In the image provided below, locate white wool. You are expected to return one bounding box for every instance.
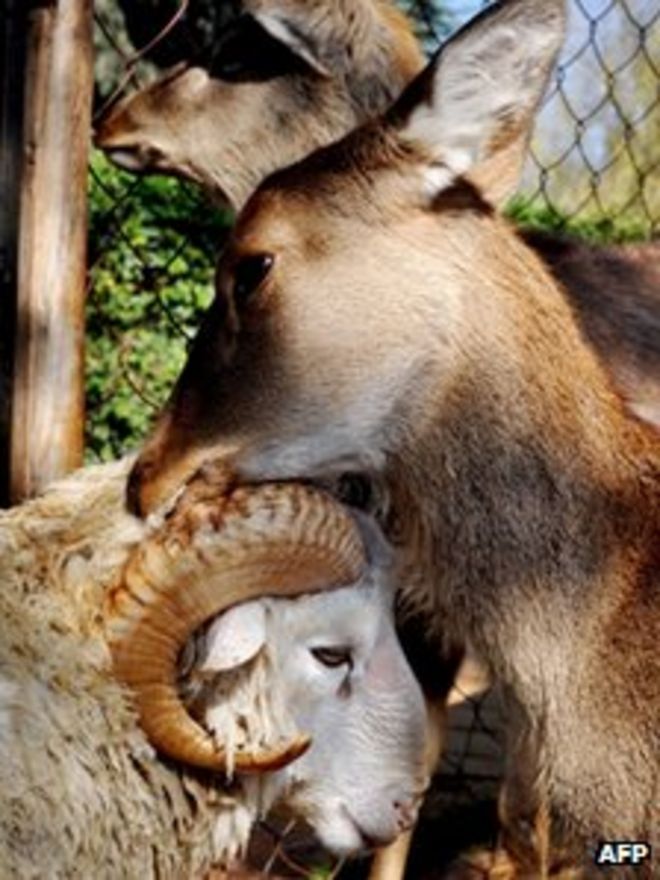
[0,459,302,877]
[186,647,299,780]
[210,776,282,864]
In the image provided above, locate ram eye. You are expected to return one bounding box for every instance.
[233,253,274,306]
[310,646,353,669]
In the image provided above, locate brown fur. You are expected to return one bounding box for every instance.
[128,1,660,871]
[522,231,660,424]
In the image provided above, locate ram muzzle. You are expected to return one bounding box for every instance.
[106,470,366,773]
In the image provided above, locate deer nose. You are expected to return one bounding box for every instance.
[126,455,153,518]
[125,442,192,518]
[125,406,203,518]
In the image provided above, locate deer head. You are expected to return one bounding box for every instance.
[128,0,568,528]
[95,0,660,432]
[94,0,422,208]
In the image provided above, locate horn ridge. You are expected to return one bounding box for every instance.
[106,479,366,772]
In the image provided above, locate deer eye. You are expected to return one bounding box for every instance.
[310,646,353,670]
[233,253,274,307]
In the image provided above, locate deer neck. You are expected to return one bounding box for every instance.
[386,254,660,687]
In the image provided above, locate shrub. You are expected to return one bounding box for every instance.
[86,152,231,461]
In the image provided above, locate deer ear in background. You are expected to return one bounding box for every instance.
[251,10,331,76]
[390,0,566,206]
[209,11,330,82]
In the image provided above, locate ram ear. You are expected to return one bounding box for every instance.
[391,0,565,206]
[199,601,267,672]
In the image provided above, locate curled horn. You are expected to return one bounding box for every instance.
[106,476,366,773]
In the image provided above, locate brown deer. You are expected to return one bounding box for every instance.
[125,0,659,873]
[94,0,660,428]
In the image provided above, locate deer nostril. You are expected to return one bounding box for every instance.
[126,466,143,517]
[126,457,156,518]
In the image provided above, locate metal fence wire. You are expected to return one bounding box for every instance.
[87,1,658,873]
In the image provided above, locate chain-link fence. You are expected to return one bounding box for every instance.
[84,6,659,871]
[410,0,660,228]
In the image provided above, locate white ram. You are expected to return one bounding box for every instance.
[0,459,428,878]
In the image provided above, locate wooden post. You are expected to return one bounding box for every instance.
[0,0,28,507]
[9,0,93,503]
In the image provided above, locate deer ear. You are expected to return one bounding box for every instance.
[199,601,267,673]
[251,10,331,76]
[391,0,565,206]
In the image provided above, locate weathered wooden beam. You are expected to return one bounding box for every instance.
[10,0,94,502]
[0,0,28,507]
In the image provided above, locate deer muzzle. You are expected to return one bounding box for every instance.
[125,400,218,518]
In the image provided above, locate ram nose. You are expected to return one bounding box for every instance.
[393,796,421,833]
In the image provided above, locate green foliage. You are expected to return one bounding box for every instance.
[507,197,651,244]
[307,868,334,879]
[86,151,232,461]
